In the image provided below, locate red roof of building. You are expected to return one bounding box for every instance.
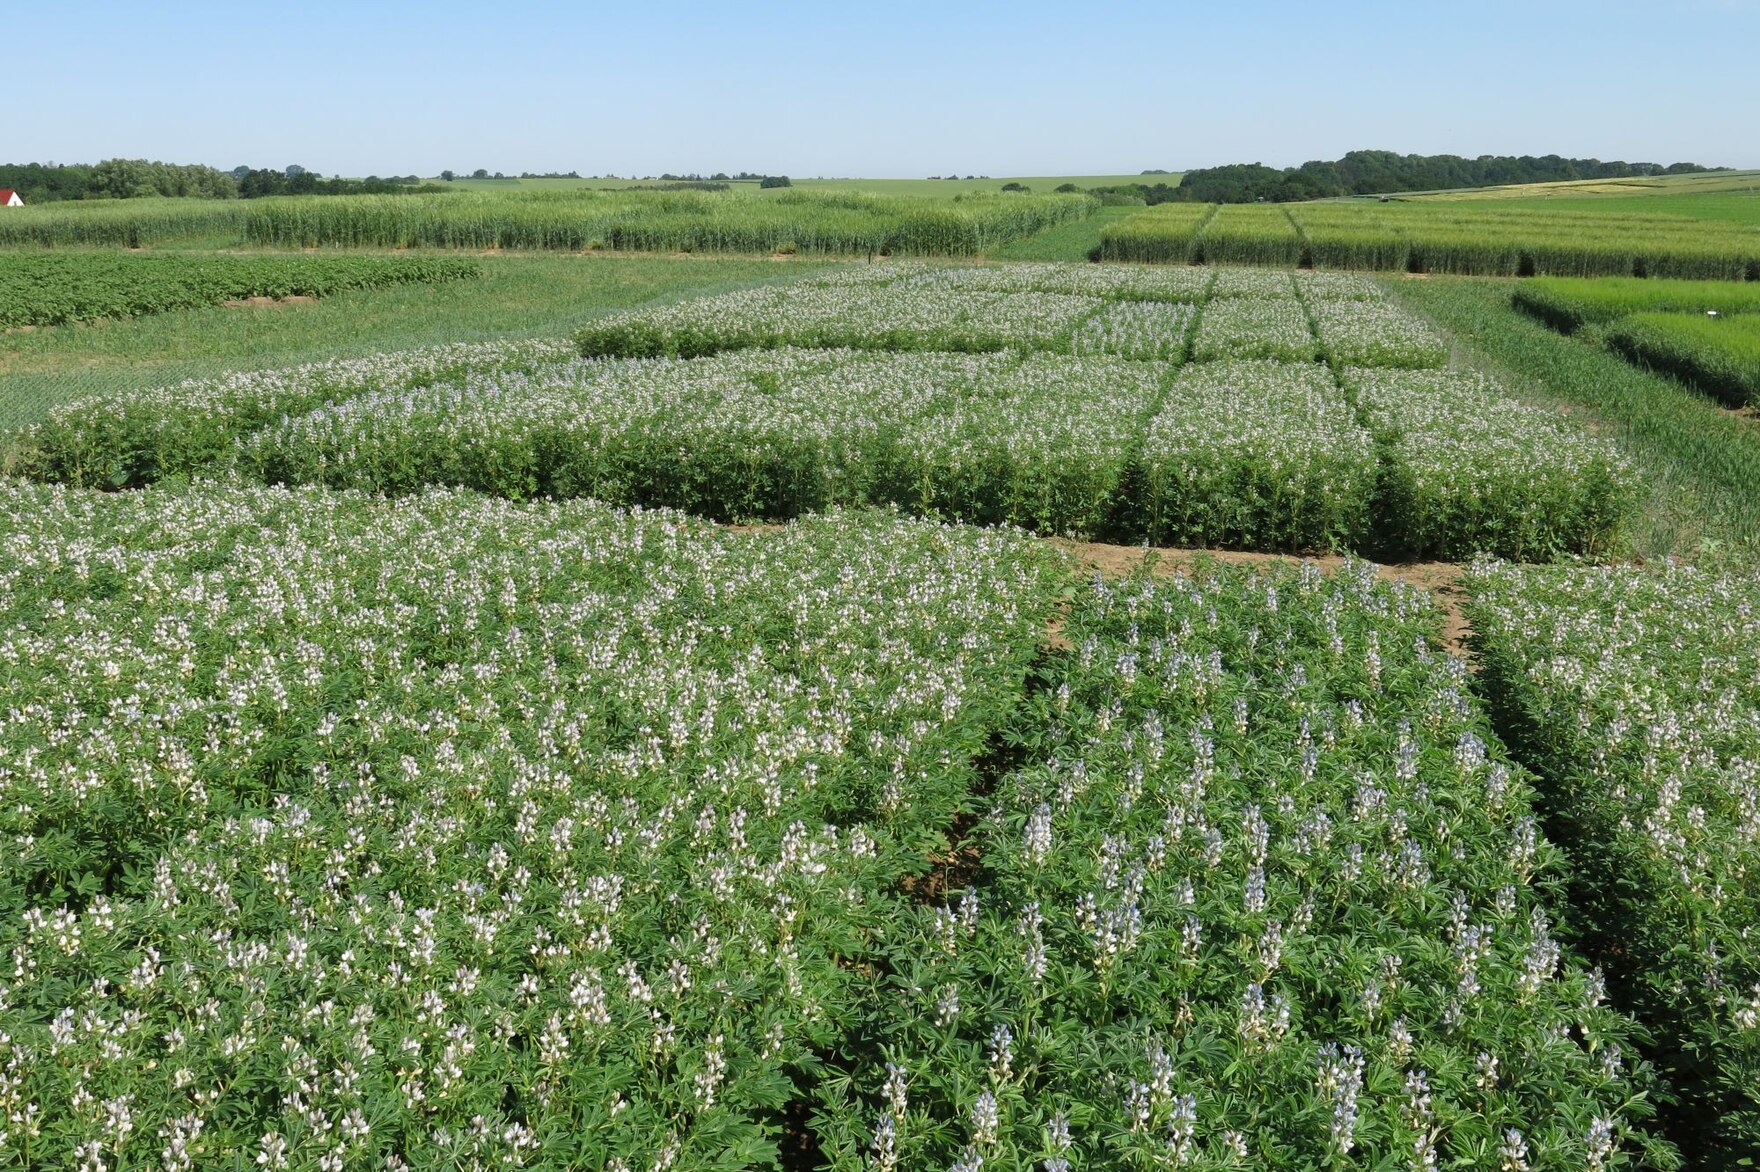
[0,190,16,203]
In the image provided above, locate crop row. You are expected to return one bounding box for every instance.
[1468,560,1760,1161]
[1100,202,1760,280]
[0,251,480,328]
[17,338,579,489]
[0,480,1683,1169]
[14,333,1634,558]
[812,560,1675,1170]
[0,189,1096,257]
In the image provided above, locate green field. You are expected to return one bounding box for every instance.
[0,188,1097,257]
[1102,196,1760,278]
[1512,275,1760,332]
[1400,167,1760,201]
[6,211,1760,1167]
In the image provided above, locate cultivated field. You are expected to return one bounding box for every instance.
[1101,201,1760,279]
[2,198,1759,1168]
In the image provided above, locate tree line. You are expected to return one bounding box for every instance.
[0,160,448,202]
[1083,150,1727,205]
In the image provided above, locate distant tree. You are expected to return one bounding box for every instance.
[1054,182,1080,193]
[441,170,455,182]
[472,168,489,180]
[759,175,791,188]
[230,165,252,181]
[87,158,237,200]
[1000,182,1030,192]
[711,172,729,181]
[285,164,307,179]
[493,171,505,179]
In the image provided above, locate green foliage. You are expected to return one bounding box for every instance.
[820,562,1675,1171]
[0,189,1095,256]
[1387,276,1760,560]
[1512,277,1760,334]
[1173,149,1723,203]
[239,188,1094,255]
[0,252,479,328]
[1469,560,1760,1164]
[82,157,239,200]
[0,483,1066,1170]
[1345,369,1639,560]
[1605,312,1760,407]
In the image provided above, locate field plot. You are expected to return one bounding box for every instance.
[0,252,479,328]
[0,189,1096,257]
[1509,276,1760,409]
[1605,313,1760,408]
[1346,370,1637,560]
[20,339,579,488]
[1100,199,1760,279]
[1133,360,1373,549]
[1469,560,1760,1162]
[1512,276,1760,333]
[0,483,1065,1171]
[818,562,1672,1171]
[11,262,1634,559]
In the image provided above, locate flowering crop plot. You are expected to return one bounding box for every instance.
[1345,369,1638,560]
[817,563,1672,1171]
[892,262,1216,303]
[18,339,578,490]
[888,355,1168,535]
[1311,300,1450,369]
[0,481,1066,1171]
[1207,268,1299,300]
[1068,301,1196,361]
[1293,270,1385,302]
[1468,560,1760,1162]
[10,261,1644,559]
[1190,298,1319,363]
[574,286,1103,360]
[1132,361,1375,550]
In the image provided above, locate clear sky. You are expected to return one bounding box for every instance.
[5,0,1756,179]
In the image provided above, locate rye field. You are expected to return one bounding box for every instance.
[3,186,1760,1170]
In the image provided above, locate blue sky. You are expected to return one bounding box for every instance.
[5,0,1756,178]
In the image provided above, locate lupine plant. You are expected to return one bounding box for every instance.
[16,339,579,489]
[816,561,1675,1170]
[1467,559,1760,1163]
[1132,360,1376,550]
[0,481,1067,1170]
[1344,369,1638,560]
